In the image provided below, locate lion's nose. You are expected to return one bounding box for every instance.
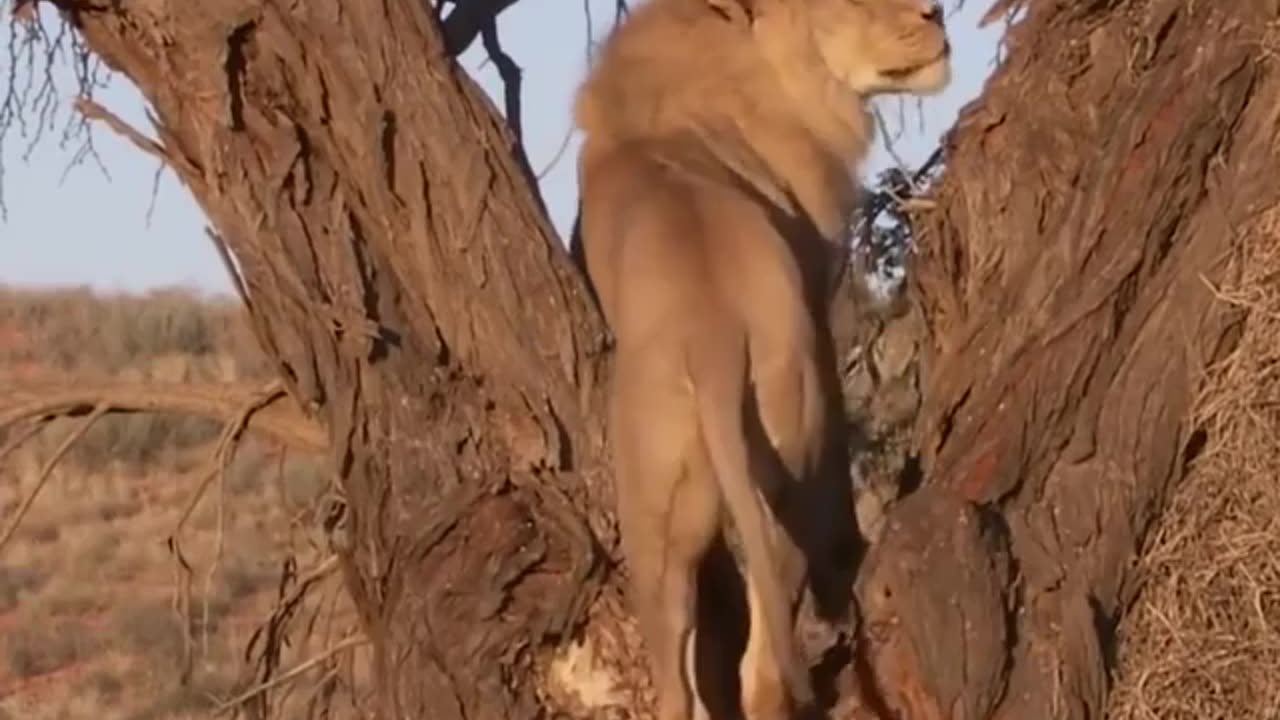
[919,2,943,24]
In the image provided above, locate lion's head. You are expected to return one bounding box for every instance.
[810,0,951,95]
[575,0,953,233]
[734,0,952,97]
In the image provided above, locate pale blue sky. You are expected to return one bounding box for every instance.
[0,1,1002,296]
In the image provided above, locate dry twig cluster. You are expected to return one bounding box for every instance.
[0,373,365,716]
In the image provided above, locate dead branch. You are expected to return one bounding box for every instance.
[862,146,944,229]
[0,380,327,453]
[74,95,166,163]
[218,634,368,715]
[0,403,108,553]
[206,227,252,309]
[160,383,291,670]
[441,0,520,56]
[0,377,327,680]
[0,421,42,470]
[981,0,1026,27]
[480,20,524,149]
[1,4,112,218]
[237,555,346,719]
[476,14,548,217]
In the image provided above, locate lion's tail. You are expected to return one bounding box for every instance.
[686,324,814,708]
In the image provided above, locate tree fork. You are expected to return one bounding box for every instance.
[20,0,1280,718]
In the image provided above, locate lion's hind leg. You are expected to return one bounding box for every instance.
[613,367,721,720]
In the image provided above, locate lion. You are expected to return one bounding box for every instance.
[572,1,951,718]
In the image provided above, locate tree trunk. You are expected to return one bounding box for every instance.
[35,0,1280,718]
[855,1,1280,718]
[50,1,617,717]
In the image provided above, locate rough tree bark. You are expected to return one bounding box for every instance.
[23,0,1280,718]
[41,1,616,717]
[855,1,1280,718]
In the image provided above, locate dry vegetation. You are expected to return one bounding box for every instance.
[0,286,366,719]
[1107,212,1280,719]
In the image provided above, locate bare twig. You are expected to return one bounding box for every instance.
[480,20,523,148]
[218,634,368,714]
[981,0,1026,27]
[858,145,946,232]
[207,227,252,308]
[839,144,945,277]
[534,0,598,182]
[74,95,170,168]
[477,17,549,216]
[872,104,914,173]
[1,7,110,190]
[281,555,342,612]
[0,404,108,554]
[0,378,327,667]
[160,383,287,664]
[74,94,204,185]
[536,125,577,181]
[0,421,43,470]
[237,555,347,718]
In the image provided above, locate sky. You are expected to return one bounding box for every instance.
[0,1,1004,296]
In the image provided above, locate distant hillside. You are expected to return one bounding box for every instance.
[0,285,271,381]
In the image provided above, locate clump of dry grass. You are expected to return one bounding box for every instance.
[67,413,223,470]
[0,565,47,613]
[1107,212,1280,719]
[113,601,189,669]
[4,611,98,679]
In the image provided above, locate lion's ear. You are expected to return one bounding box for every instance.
[706,0,757,25]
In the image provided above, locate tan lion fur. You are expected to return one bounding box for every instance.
[573,1,951,718]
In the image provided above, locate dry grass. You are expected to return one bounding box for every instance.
[5,611,99,679]
[1107,212,1280,719]
[0,285,365,719]
[0,437,348,718]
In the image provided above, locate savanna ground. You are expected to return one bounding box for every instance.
[0,287,368,719]
[1,201,1277,718]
